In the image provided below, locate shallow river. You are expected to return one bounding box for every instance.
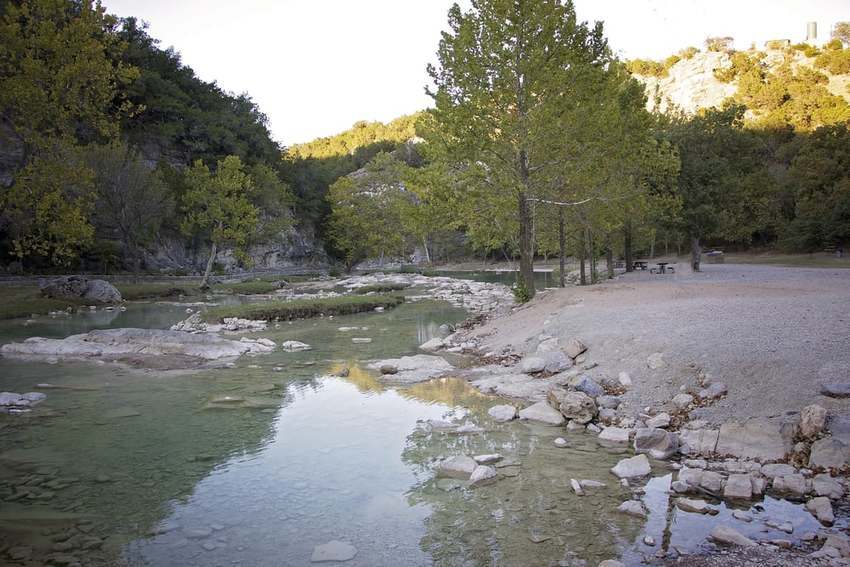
[0,294,825,566]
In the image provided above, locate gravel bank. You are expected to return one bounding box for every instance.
[470,263,850,424]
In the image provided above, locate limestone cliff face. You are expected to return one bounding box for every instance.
[633,49,850,114]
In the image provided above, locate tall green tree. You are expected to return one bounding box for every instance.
[426,0,610,297]
[181,155,259,288]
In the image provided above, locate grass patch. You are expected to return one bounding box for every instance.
[203,294,405,322]
[117,282,197,300]
[353,283,409,294]
[0,287,89,320]
[214,280,281,295]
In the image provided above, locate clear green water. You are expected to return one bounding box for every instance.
[0,297,826,566]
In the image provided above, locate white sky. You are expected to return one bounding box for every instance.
[103,1,849,146]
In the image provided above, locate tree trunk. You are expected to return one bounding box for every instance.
[422,237,431,264]
[579,230,587,286]
[606,235,614,279]
[624,220,634,272]
[558,209,566,288]
[691,236,702,272]
[200,241,217,290]
[649,230,656,259]
[518,193,535,297]
[588,228,597,284]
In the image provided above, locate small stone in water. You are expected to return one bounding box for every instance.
[732,510,753,522]
[643,536,655,546]
[553,437,568,448]
[311,540,358,562]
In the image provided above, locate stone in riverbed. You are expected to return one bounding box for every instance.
[645,413,671,429]
[611,454,651,479]
[564,338,587,359]
[806,496,834,525]
[488,404,517,422]
[820,383,850,398]
[698,470,723,493]
[280,340,311,352]
[676,498,715,514]
[671,393,694,409]
[379,364,398,375]
[760,463,795,478]
[698,382,728,400]
[618,372,632,388]
[435,456,477,479]
[541,350,572,374]
[598,427,631,445]
[715,418,793,462]
[469,465,497,486]
[558,391,597,424]
[646,352,665,370]
[520,356,546,374]
[473,454,502,464]
[813,474,844,499]
[809,436,850,470]
[519,402,565,425]
[617,500,647,518]
[772,474,807,497]
[800,404,827,439]
[419,337,445,352]
[367,355,453,383]
[311,540,358,562]
[678,429,719,457]
[633,428,679,460]
[710,525,756,547]
[573,375,605,398]
[596,395,621,410]
[554,437,568,448]
[724,474,753,500]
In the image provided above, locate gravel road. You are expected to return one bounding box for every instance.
[472,263,850,424]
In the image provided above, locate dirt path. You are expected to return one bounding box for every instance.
[470,262,850,424]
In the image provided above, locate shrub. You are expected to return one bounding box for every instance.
[353,283,409,294]
[793,42,822,58]
[679,46,699,60]
[626,58,667,77]
[202,294,405,322]
[511,279,530,304]
[706,36,734,52]
[815,48,850,75]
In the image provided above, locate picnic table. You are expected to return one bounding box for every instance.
[633,261,648,270]
[650,262,675,274]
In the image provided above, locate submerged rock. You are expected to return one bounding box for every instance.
[634,428,679,460]
[435,456,477,479]
[710,525,756,547]
[367,355,453,383]
[487,404,517,422]
[311,540,357,563]
[280,340,312,352]
[617,500,647,518]
[469,465,497,486]
[0,328,275,368]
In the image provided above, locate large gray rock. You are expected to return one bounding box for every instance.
[435,456,477,479]
[519,402,565,425]
[611,454,651,479]
[39,276,122,304]
[634,428,679,460]
[0,328,274,367]
[772,474,807,497]
[820,384,850,398]
[715,418,793,462]
[698,382,728,400]
[724,474,753,500]
[617,500,647,518]
[596,395,621,409]
[598,427,631,445]
[558,391,597,424]
[809,436,850,470]
[541,350,572,374]
[813,474,844,499]
[469,465,497,486]
[679,429,719,457]
[367,355,453,383]
[520,356,546,374]
[563,337,587,359]
[806,496,835,526]
[573,375,604,398]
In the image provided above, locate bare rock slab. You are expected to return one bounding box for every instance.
[435,456,477,479]
[716,418,793,462]
[809,436,850,470]
[311,540,357,562]
[519,402,565,425]
[487,404,517,422]
[366,355,453,383]
[820,383,850,398]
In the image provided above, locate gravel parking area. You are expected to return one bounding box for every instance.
[472,263,850,423]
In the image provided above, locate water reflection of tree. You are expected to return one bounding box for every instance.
[401,420,643,565]
[0,365,293,567]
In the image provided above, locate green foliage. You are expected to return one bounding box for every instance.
[181,155,260,265]
[511,278,531,304]
[0,0,137,150]
[814,46,850,75]
[705,36,734,52]
[2,142,96,265]
[714,51,764,83]
[203,294,405,322]
[626,58,668,77]
[780,123,850,250]
[679,46,699,60]
[791,43,821,58]
[834,22,850,45]
[353,283,408,294]
[326,152,409,270]
[215,280,280,295]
